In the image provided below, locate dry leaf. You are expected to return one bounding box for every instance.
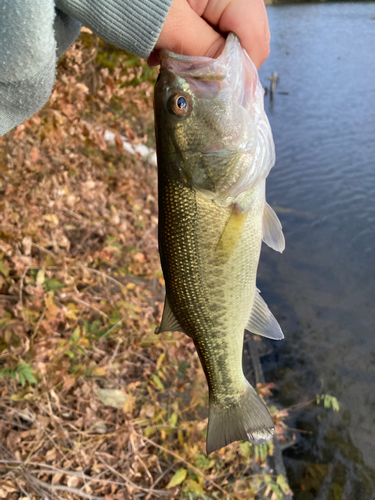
[96,388,129,408]
[22,236,32,255]
[0,480,18,493]
[43,213,59,225]
[31,146,40,163]
[46,447,57,462]
[52,473,64,485]
[115,134,124,153]
[133,252,145,264]
[67,475,82,488]
[36,268,45,286]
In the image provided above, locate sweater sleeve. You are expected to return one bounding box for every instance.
[0,0,173,137]
[54,8,82,57]
[0,1,57,136]
[55,0,173,59]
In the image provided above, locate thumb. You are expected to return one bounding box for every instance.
[153,0,225,59]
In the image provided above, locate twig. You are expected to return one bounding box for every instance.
[81,37,99,68]
[71,297,110,319]
[137,433,232,499]
[78,469,108,494]
[284,426,312,434]
[15,480,32,500]
[14,262,129,293]
[247,336,264,385]
[8,462,129,490]
[254,481,268,497]
[268,71,279,98]
[20,403,67,468]
[31,476,105,500]
[100,317,124,339]
[79,265,125,290]
[0,417,30,430]
[31,243,56,257]
[284,398,316,413]
[61,206,87,221]
[97,457,171,497]
[135,453,153,483]
[19,265,30,314]
[0,294,19,301]
[0,442,17,460]
[144,463,177,500]
[32,306,47,339]
[132,352,157,367]
[138,225,156,247]
[109,339,121,362]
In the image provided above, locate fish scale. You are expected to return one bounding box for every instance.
[158,163,271,421]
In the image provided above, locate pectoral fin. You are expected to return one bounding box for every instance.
[246,289,284,340]
[155,295,184,335]
[216,207,247,261]
[262,203,285,253]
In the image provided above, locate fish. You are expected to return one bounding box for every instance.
[154,33,285,455]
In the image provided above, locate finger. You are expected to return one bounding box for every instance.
[154,0,225,59]
[202,0,271,68]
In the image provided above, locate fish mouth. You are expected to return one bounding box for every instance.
[159,33,241,83]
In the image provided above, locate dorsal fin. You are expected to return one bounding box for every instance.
[246,289,284,340]
[262,202,285,253]
[155,295,184,335]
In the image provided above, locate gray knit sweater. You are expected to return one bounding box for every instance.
[0,0,173,136]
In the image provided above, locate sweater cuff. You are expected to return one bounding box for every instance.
[55,0,174,58]
[54,8,82,57]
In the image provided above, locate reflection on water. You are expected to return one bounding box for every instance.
[257,2,375,498]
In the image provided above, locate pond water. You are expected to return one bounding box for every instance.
[257,2,375,498]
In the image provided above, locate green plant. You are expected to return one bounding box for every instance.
[316,393,340,412]
[0,362,37,387]
[262,473,292,499]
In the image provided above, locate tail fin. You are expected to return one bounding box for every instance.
[206,380,274,455]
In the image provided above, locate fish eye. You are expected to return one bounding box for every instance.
[169,94,190,116]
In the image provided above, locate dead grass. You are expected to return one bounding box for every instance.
[0,32,290,500]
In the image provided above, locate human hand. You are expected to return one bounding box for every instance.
[1,0,268,137]
[151,0,271,69]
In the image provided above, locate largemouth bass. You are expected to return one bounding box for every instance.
[154,33,285,455]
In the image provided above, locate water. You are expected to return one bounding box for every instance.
[257,3,375,498]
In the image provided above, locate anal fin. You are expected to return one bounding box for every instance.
[246,289,284,340]
[155,295,184,335]
[262,202,285,253]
